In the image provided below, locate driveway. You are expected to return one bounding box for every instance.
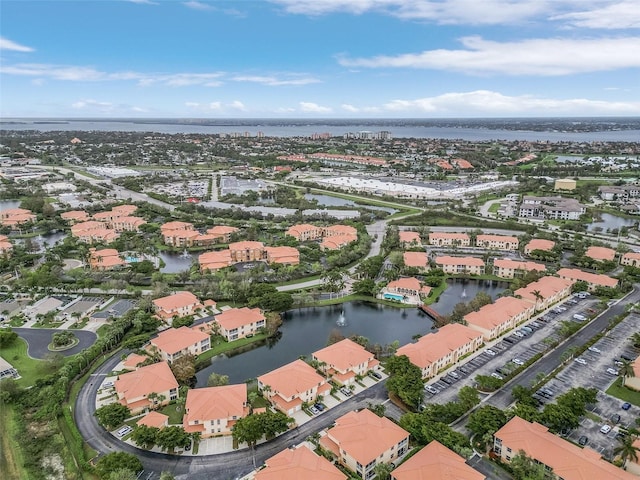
[14,327,97,358]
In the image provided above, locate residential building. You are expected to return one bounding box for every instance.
[524,239,556,255]
[109,215,146,233]
[621,252,640,267]
[70,221,120,244]
[396,323,484,379]
[60,210,90,224]
[257,359,329,415]
[320,409,409,479]
[286,224,358,250]
[153,291,203,322]
[493,416,636,480]
[160,221,226,247]
[321,234,357,250]
[514,276,574,310]
[137,411,169,429]
[399,231,422,247]
[121,353,147,371]
[229,241,265,262]
[312,339,380,386]
[464,297,535,340]
[264,246,300,265]
[518,196,586,221]
[206,225,239,243]
[623,357,640,391]
[428,232,470,247]
[556,268,618,290]
[585,246,616,262]
[215,307,266,341]
[493,259,545,279]
[391,440,486,480]
[199,250,233,271]
[114,361,179,415]
[0,235,12,256]
[0,208,36,228]
[254,444,347,480]
[0,357,19,380]
[383,277,432,303]
[435,256,485,275]
[403,252,429,269]
[88,248,126,271]
[183,384,248,437]
[149,326,211,362]
[475,234,519,250]
[286,224,325,241]
[554,178,577,191]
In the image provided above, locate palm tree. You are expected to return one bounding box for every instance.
[532,290,543,311]
[614,434,639,465]
[630,332,640,349]
[619,359,635,382]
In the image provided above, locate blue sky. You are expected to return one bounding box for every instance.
[1,0,639,118]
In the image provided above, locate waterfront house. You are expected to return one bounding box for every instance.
[152,291,203,323]
[493,259,545,279]
[435,256,485,275]
[114,361,179,415]
[320,409,409,479]
[312,339,380,386]
[149,326,210,362]
[214,307,266,341]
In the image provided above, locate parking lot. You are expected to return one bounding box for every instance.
[422,294,603,405]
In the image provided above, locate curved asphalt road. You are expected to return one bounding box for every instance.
[75,353,390,479]
[14,327,97,358]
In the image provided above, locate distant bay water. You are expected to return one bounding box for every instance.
[1,118,640,142]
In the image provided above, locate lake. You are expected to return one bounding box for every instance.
[0,200,21,212]
[587,213,636,233]
[304,193,397,214]
[158,251,198,273]
[429,278,508,315]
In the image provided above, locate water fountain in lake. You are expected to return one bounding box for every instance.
[461,288,467,298]
[336,310,347,327]
[181,249,190,258]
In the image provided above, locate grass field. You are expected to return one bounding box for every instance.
[2,337,46,386]
[606,377,640,406]
[0,406,26,480]
[488,203,501,213]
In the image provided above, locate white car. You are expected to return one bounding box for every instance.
[117,426,132,437]
[512,358,525,366]
[513,331,524,338]
[485,349,496,356]
[600,425,612,434]
[491,372,504,380]
[424,385,439,394]
[588,346,601,354]
[606,368,619,375]
[574,358,587,365]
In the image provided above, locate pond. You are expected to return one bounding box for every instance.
[587,213,636,233]
[429,278,509,316]
[195,301,434,385]
[158,251,198,273]
[304,193,397,214]
[0,199,21,211]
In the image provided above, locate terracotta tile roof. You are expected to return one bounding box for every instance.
[556,268,618,288]
[215,307,265,332]
[320,234,357,250]
[0,208,32,219]
[136,411,168,429]
[476,234,519,243]
[255,444,347,480]
[111,204,137,215]
[585,246,616,261]
[495,417,636,480]
[397,323,483,369]
[525,239,555,252]
[387,277,422,291]
[391,440,485,480]
[183,384,247,426]
[71,221,104,233]
[93,211,114,221]
[123,353,147,370]
[199,250,232,270]
[258,359,324,399]
[151,326,209,355]
[464,297,533,330]
[325,225,358,236]
[265,246,300,263]
[399,231,421,243]
[403,252,428,268]
[153,291,201,312]
[494,259,546,272]
[313,339,374,372]
[229,240,265,250]
[514,276,574,302]
[622,252,640,262]
[286,224,321,238]
[206,225,239,236]
[323,409,409,466]
[115,362,178,403]
[61,210,89,221]
[435,256,485,267]
[428,232,470,241]
[161,221,193,232]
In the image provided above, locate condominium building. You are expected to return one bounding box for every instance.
[183,384,248,437]
[255,444,347,480]
[464,296,535,340]
[399,231,422,247]
[621,252,640,267]
[585,246,616,262]
[312,339,380,386]
[514,276,574,310]
[493,259,545,279]
[428,232,470,247]
[403,252,429,269]
[524,239,556,255]
[88,248,126,271]
[435,256,485,275]
[214,307,266,341]
[149,326,211,362]
[518,196,586,220]
[152,291,203,322]
[556,268,618,291]
[391,440,485,480]
[475,234,519,251]
[114,361,179,415]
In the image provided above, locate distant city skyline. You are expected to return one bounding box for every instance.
[1,0,639,118]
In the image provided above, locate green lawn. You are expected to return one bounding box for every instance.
[606,377,640,407]
[0,405,28,480]
[197,333,270,362]
[159,404,184,425]
[488,203,501,213]
[1,337,46,386]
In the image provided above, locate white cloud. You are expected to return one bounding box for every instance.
[72,99,114,110]
[183,1,214,11]
[0,37,35,52]
[380,90,640,115]
[185,101,247,112]
[341,104,360,112]
[128,0,158,5]
[338,36,640,75]
[299,102,332,113]
[229,100,247,111]
[232,75,320,86]
[551,1,640,29]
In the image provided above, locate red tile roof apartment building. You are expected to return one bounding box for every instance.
[585,246,616,262]
[286,224,358,250]
[0,208,36,228]
[399,231,422,247]
[152,291,203,323]
[182,384,248,437]
[160,221,238,247]
[435,256,485,275]
[524,239,556,255]
[403,252,429,269]
[199,241,299,272]
[475,234,519,250]
[312,339,380,386]
[214,307,266,341]
[428,232,470,247]
[257,359,329,416]
[556,268,618,290]
[61,210,90,224]
[149,326,211,362]
[494,417,635,480]
[71,220,120,244]
[621,252,640,267]
[396,323,484,379]
[320,409,409,480]
[255,444,347,480]
[0,235,13,255]
[385,277,432,298]
[464,296,535,341]
[514,276,574,311]
[88,248,126,271]
[493,259,546,279]
[114,361,179,415]
[391,440,485,480]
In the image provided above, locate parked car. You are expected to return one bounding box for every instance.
[491,372,504,380]
[314,403,325,411]
[588,346,601,354]
[310,406,320,415]
[600,425,612,434]
[622,402,632,410]
[512,358,525,366]
[574,358,587,365]
[611,414,621,424]
[340,387,352,397]
[370,371,382,380]
[513,331,525,338]
[578,436,588,446]
[117,426,132,437]
[448,371,460,379]
[606,368,619,375]
[485,349,496,356]
[424,385,439,395]
[573,314,587,322]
